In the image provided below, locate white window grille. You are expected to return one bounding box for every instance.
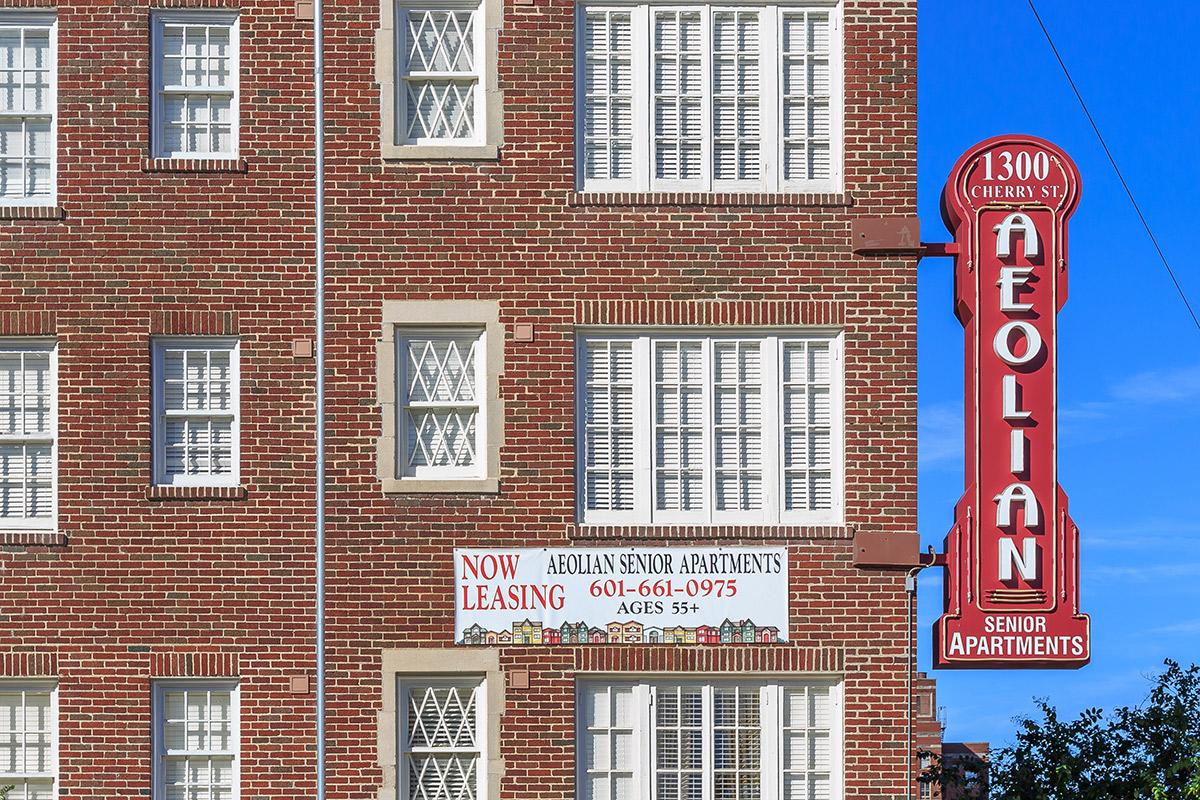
[0,340,55,529]
[151,11,239,159]
[152,338,240,487]
[577,331,842,525]
[399,677,486,800]
[576,2,841,193]
[578,681,842,800]
[0,683,57,800]
[396,328,486,479]
[153,682,239,800]
[395,1,485,145]
[0,13,56,205]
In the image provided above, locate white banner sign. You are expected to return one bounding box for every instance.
[454,547,789,645]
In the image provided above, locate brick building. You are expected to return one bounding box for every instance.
[1,0,918,799]
[914,673,989,799]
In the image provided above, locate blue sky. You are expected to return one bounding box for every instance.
[916,1,1200,744]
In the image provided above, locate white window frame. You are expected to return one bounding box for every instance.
[396,675,488,800]
[395,326,489,481]
[151,337,241,488]
[576,679,844,800]
[0,680,59,798]
[151,680,240,800]
[574,0,843,194]
[575,329,843,526]
[150,10,240,160]
[394,0,487,147]
[0,12,57,207]
[0,338,57,531]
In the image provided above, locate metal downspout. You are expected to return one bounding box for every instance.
[313,0,327,794]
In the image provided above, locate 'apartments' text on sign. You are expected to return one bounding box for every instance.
[454,547,788,646]
[934,135,1091,669]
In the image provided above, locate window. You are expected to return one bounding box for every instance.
[577,331,842,525]
[153,682,239,800]
[0,341,55,530]
[398,677,486,800]
[578,680,842,800]
[151,11,239,159]
[0,683,56,800]
[397,328,487,479]
[377,301,503,493]
[152,338,240,487]
[576,3,841,193]
[379,0,502,158]
[0,13,56,205]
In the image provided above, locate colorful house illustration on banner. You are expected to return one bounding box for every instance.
[643,626,663,643]
[461,623,487,645]
[513,619,543,645]
[560,621,589,644]
[542,628,562,644]
[588,626,607,644]
[696,625,719,644]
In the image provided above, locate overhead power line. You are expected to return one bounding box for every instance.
[1027,0,1200,332]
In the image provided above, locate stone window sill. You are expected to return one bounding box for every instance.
[0,530,66,546]
[567,191,854,208]
[147,485,249,500]
[0,205,66,220]
[567,524,851,541]
[382,477,500,494]
[142,157,249,173]
[381,144,500,161]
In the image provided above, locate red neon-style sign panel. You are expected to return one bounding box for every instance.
[934,134,1090,669]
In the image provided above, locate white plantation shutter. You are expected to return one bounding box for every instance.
[578,332,840,524]
[781,340,833,514]
[712,11,760,183]
[652,10,703,184]
[782,685,834,800]
[0,342,55,528]
[712,340,762,515]
[399,5,483,143]
[155,683,237,800]
[582,338,636,515]
[399,330,484,477]
[401,680,484,800]
[154,340,239,486]
[0,685,56,800]
[582,10,634,182]
[577,3,839,192]
[578,682,841,800]
[152,13,238,158]
[653,340,704,517]
[0,14,55,204]
[581,684,638,800]
[781,10,832,184]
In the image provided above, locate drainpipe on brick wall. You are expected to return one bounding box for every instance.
[313,0,327,793]
[905,564,927,800]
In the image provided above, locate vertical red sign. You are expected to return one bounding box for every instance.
[934,135,1090,669]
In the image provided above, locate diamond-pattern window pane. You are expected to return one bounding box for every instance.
[399,5,480,143]
[406,10,475,73]
[400,331,483,475]
[406,80,476,140]
[402,681,483,800]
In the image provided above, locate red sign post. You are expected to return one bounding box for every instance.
[934,135,1090,669]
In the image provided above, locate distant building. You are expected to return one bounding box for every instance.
[914,672,989,799]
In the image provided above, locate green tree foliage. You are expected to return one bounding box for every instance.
[921,660,1200,800]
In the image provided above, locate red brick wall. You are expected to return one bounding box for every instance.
[0,0,916,797]
[0,0,318,797]
[322,0,917,799]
